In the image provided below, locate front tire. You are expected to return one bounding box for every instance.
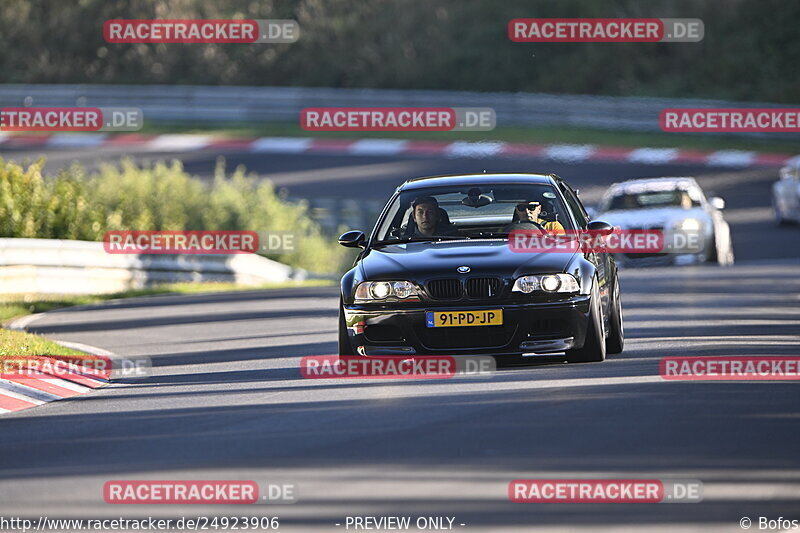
[566,278,606,363]
[605,277,624,355]
[338,300,355,356]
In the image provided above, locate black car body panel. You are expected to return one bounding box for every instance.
[339,173,619,359]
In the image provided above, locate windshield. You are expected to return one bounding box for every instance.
[372,184,573,242]
[603,189,701,211]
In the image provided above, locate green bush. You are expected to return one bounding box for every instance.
[0,157,351,275]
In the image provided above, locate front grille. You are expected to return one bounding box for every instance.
[427,279,463,300]
[628,225,664,231]
[417,324,516,350]
[623,252,668,259]
[466,277,502,299]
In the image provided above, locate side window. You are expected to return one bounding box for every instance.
[559,184,589,228]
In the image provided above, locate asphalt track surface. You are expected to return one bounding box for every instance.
[1,145,799,531]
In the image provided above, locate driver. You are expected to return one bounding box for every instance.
[410,196,457,237]
[504,200,565,233]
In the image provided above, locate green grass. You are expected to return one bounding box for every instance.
[0,329,85,357]
[0,279,334,323]
[139,121,800,155]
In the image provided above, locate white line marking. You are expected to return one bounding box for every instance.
[445,141,506,158]
[37,378,91,393]
[0,388,45,405]
[627,147,679,164]
[706,150,756,167]
[54,341,114,356]
[249,137,312,153]
[0,379,59,402]
[7,313,46,331]
[46,133,107,148]
[348,139,409,156]
[545,144,596,162]
[147,134,212,151]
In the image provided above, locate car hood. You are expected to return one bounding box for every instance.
[598,207,709,229]
[360,240,576,280]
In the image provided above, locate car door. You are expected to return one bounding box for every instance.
[787,169,800,219]
[559,182,613,313]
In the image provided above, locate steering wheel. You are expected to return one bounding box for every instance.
[513,220,546,232]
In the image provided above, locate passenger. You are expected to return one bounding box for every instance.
[504,200,565,233]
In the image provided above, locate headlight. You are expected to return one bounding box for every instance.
[675,218,702,231]
[512,274,579,294]
[355,280,420,302]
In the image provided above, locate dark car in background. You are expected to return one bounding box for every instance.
[337,173,624,364]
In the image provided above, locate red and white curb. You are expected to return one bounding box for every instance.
[0,315,113,414]
[1,133,797,168]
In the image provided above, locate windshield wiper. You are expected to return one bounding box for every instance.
[465,231,511,238]
[372,235,470,246]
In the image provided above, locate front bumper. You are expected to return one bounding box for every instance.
[615,251,708,267]
[343,296,591,357]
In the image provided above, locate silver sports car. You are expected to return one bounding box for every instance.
[594,177,734,267]
[773,162,800,225]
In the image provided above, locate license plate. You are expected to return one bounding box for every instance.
[426,309,503,328]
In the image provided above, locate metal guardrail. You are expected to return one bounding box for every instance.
[0,238,302,295]
[0,84,796,138]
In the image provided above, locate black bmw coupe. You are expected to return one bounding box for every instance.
[337,173,624,364]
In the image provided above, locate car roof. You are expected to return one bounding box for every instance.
[607,176,700,195]
[398,173,558,191]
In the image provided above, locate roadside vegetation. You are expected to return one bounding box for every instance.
[1,0,797,103]
[0,157,353,274]
[0,328,85,358]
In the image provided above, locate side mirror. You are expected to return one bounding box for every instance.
[338,230,366,248]
[587,220,614,236]
[709,197,725,210]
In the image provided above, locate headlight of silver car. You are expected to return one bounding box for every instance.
[354,280,420,302]
[511,273,580,294]
[674,218,702,232]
